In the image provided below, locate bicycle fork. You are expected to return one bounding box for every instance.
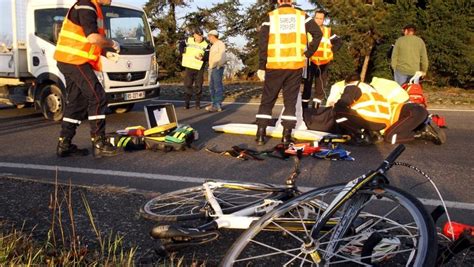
[305,172,381,264]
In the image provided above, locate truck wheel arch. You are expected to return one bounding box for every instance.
[34,73,66,102]
[34,73,66,121]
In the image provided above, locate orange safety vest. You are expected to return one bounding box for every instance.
[54,0,105,71]
[310,26,333,65]
[266,7,307,70]
[350,84,403,129]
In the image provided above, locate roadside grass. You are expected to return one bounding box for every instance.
[0,174,137,265]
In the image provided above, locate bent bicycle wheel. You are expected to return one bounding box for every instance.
[222,184,437,266]
[141,182,286,222]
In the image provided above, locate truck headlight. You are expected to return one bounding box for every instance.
[148,55,158,85]
[95,71,105,87]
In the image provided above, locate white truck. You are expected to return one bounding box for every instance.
[0,0,160,120]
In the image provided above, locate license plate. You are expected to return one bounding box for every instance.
[124,91,145,100]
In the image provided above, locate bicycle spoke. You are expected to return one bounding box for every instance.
[235,241,309,263]
[296,206,310,237]
[153,196,205,214]
[329,248,416,265]
[270,220,306,243]
[283,251,304,266]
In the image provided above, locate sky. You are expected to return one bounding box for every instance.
[118,0,317,48]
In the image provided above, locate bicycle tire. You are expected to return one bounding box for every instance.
[222,184,437,266]
[141,182,288,222]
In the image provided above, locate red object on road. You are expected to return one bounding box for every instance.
[443,221,474,240]
[127,128,145,136]
[432,115,447,128]
[284,143,320,156]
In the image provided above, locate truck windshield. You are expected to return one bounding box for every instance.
[103,6,154,55]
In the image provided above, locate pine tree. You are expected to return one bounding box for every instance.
[182,0,243,43]
[144,0,189,77]
[239,0,276,77]
[423,0,473,87]
[313,0,391,81]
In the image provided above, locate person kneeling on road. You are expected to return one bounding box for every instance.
[304,73,446,145]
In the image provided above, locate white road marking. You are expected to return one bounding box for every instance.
[152,99,474,112]
[2,162,474,211]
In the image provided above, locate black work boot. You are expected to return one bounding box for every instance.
[57,137,89,157]
[255,126,267,146]
[184,101,190,109]
[91,136,121,158]
[282,128,294,146]
[414,123,446,145]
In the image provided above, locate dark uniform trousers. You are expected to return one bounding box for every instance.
[384,103,428,143]
[302,62,329,107]
[58,62,107,139]
[183,68,205,103]
[333,105,386,135]
[256,69,302,129]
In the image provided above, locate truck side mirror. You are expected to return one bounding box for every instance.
[53,22,63,44]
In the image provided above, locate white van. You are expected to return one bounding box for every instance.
[0,0,160,120]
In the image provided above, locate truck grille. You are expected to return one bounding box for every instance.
[107,72,146,82]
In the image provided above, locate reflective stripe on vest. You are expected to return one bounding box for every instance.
[310,26,333,65]
[350,84,402,129]
[182,37,208,70]
[54,0,105,71]
[266,7,307,70]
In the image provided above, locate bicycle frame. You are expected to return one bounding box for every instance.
[203,181,286,229]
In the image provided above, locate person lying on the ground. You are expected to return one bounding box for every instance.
[309,73,445,145]
[326,77,409,107]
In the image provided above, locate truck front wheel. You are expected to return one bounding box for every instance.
[40,84,64,121]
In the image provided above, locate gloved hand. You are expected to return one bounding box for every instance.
[415,71,426,77]
[257,69,265,81]
[111,40,120,53]
[106,51,119,63]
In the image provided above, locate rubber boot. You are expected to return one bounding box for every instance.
[255,126,267,146]
[282,128,294,146]
[57,137,89,157]
[91,136,121,158]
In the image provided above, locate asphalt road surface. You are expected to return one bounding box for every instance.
[1,99,473,225]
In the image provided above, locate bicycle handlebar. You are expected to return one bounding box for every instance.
[377,144,405,172]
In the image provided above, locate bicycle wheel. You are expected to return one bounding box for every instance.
[222,184,437,266]
[141,182,287,222]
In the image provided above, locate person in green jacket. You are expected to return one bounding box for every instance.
[391,24,429,85]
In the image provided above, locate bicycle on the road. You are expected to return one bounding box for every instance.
[141,144,438,266]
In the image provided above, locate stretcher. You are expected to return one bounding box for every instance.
[212,123,328,141]
[212,93,330,142]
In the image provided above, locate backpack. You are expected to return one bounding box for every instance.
[402,79,447,128]
[402,83,427,108]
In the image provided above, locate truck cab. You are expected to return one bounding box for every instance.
[0,0,159,120]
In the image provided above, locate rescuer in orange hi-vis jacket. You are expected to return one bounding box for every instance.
[301,9,342,109]
[255,0,322,146]
[54,0,121,158]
